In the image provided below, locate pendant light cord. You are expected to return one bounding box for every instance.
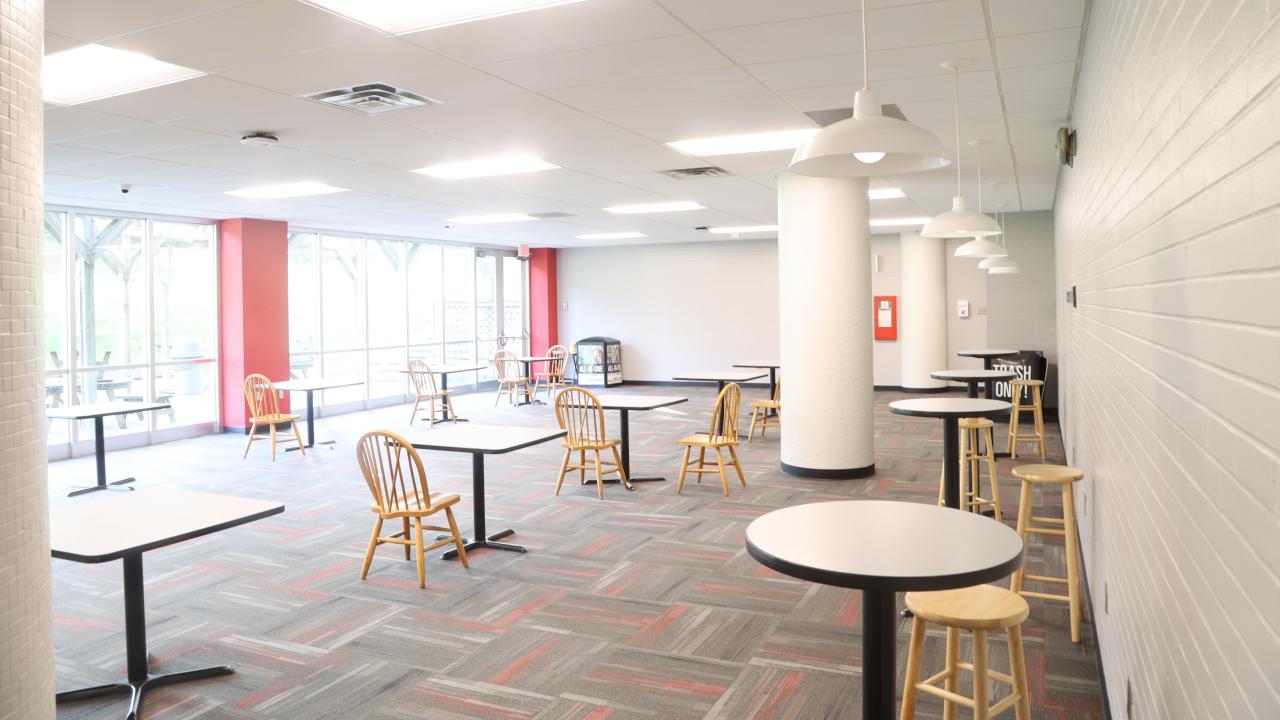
[861,0,870,89]
[953,65,962,191]
[975,143,984,212]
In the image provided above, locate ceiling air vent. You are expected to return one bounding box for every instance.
[528,212,575,219]
[805,103,908,127]
[303,83,440,116]
[658,166,731,180]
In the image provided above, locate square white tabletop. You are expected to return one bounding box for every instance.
[406,423,566,454]
[673,370,767,383]
[47,401,170,420]
[273,377,364,392]
[589,393,689,411]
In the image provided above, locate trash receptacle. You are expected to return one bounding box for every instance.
[575,337,622,387]
[991,351,1046,403]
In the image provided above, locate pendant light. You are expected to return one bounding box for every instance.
[952,141,1005,256]
[980,206,1020,272]
[922,60,1002,239]
[788,0,949,177]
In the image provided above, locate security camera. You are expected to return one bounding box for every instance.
[443,223,452,230]
[119,183,131,194]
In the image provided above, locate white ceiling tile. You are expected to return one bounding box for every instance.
[544,67,765,114]
[479,34,729,91]
[892,94,1004,122]
[1002,86,1072,114]
[402,0,687,65]
[61,124,224,155]
[779,71,997,112]
[101,0,382,72]
[125,165,274,193]
[75,75,278,123]
[593,92,811,142]
[45,31,85,53]
[273,119,478,170]
[999,61,1076,94]
[213,37,462,97]
[45,0,252,43]
[746,40,993,91]
[45,145,122,169]
[995,27,1082,69]
[57,155,190,181]
[659,0,934,32]
[144,139,350,175]
[45,107,148,143]
[988,0,1086,37]
[549,141,701,178]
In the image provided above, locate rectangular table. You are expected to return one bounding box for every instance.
[47,401,171,497]
[673,371,765,439]
[516,356,555,406]
[272,377,363,449]
[592,393,688,488]
[407,424,566,558]
[733,361,780,415]
[52,488,284,719]
[399,364,485,423]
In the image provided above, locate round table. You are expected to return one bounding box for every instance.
[930,369,1017,399]
[746,500,1024,720]
[956,349,1019,398]
[889,398,1010,509]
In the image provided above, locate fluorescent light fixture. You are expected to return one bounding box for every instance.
[447,213,537,224]
[708,225,778,235]
[604,201,705,214]
[576,232,647,240]
[869,217,931,227]
[226,181,348,199]
[668,129,818,157]
[43,44,204,105]
[303,0,586,33]
[868,188,906,200]
[413,154,559,179]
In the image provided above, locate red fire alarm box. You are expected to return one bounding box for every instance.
[873,295,897,340]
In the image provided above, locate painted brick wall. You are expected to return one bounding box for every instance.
[871,234,902,386]
[988,210,1058,405]
[946,237,990,369]
[1055,1,1280,717]
[0,0,57,715]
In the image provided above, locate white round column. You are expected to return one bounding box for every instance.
[777,171,875,477]
[899,230,948,390]
[0,0,55,715]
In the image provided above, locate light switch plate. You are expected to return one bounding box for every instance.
[957,300,970,318]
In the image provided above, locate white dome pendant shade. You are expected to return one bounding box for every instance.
[788,0,949,178]
[979,206,1017,271]
[923,61,1002,240]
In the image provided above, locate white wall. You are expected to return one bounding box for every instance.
[871,234,901,386]
[988,210,1058,405]
[1056,1,1280,718]
[946,237,990,368]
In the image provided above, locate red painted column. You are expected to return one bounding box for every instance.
[527,248,559,354]
[219,219,290,431]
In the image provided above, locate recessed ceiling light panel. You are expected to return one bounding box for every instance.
[576,232,647,240]
[447,213,537,224]
[304,0,587,33]
[43,44,204,105]
[668,129,818,157]
[225,181,347,199]
[414,154,559,179]
[604,201,705,214]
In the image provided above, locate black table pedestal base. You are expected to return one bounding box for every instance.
[69,477,136,498]
[862,588,898,720]
[441,454,526,559]
[58,665,234,720]
[440,528,526,559]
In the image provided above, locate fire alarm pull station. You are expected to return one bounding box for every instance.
[873,295,896,340]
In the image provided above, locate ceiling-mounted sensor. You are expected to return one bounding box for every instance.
[240,132,279,147]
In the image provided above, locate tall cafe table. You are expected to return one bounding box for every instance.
[399,363,485,423]
[732,361,780,413]
[747,500,1024,720]
[272,377,364,450]
[47,401,171,497]
[53,488,284,719]
[516,355,556,405]
[956,349,1019,399]
[889,399,1011,509]
[408,424,566,559]
[930,369,1017,399]
[591,393,688,488]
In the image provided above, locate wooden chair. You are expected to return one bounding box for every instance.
[493,349,531,406]
[355,430,468,587]
[408,360,456,425]
[242,373,305,461]
[1007,379,1046,460]
[747,380,781,441]
[1010,464,1086,643]
[677,383,746,496]
[553,387,627,499]
[900,584,1032,720]
[532,344,569,401]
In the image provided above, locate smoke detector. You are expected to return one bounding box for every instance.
[240,132,279,147]
[303,83,441,116]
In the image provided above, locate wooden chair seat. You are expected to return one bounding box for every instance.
[905,585,1029,630]
[562,437,621,451]
[250,412,299,425]
[749,399,780,410]
[679,433,738,447]
[370,491,460,516]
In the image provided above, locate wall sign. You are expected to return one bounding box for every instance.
[873,295,896,340]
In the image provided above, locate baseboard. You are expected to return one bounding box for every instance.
[780,461,876,479]
[618,379,772,388]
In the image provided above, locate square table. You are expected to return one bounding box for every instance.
[732,361,780,412]
[516,355,556,405]
[52,488,284,719]
[673,371,765,439]
[272,377,363,449]
[47,401,171,497]
[399,364,485,423]
[407,424,566,559]
[590,393,688,487]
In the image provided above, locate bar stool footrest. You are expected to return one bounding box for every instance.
[1019,589,1071,602]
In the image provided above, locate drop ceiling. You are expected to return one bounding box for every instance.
[43,0,1086,247]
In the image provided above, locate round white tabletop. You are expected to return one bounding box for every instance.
[956,349,1019,358]
[930,369,1017,382]
[888,398,1011,419]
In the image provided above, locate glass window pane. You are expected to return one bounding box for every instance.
[369,347,406,399]
[155,361,214,426]
[153,221,216,362]
[320,235,364,353]
[502,255,527,354]
[442,246,474,344]
[76,369,149,438]
[476,253,497,347]
[43,212,67,371]
[75,214,146,366]
[367,238,405,349]
[407,243,441,345]
[288,233,318,354]
[321,350,364,405]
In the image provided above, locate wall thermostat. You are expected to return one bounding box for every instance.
[957,300,970,318]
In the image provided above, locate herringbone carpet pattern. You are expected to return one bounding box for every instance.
[49,386,1103,719]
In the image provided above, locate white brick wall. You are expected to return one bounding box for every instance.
[1056,1,1280,717]
[946,237,990,369]
[871,234,901,386]
[0,0,56,716]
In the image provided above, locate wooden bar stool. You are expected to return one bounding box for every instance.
[900,584,1032,720]
[1006,379,1045,460]
[936,418,1002,520]
[1010,464,1085,643]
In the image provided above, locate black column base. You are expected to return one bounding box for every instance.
[780,462,875,479]
[57,665,234,719]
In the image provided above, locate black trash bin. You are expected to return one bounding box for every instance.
[991,351,1046,404]
[574,337,623,387]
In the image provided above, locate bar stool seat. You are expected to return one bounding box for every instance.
[1011,463,1086,643]
[900,584,1032,720]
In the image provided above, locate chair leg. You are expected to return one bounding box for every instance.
[360,517,383,580]
[446,395,458,424]
[1008,400,1020,458]
[696,447,706,483]
[413,517,427,589]
[402,517,412,561]
[943,627,960,720]
[578,449,586,484]
[973,629,990,720]
[428,395,436,425]
[494,383,503,406]
[957,427,968,513]
[610,445,628,487]
[593,451,604,500]
[1034,387,1046,460]
[270,423,277,462]
[291,421,306,457]
[676,446,691,493]
[898,616,926,720]
[984,426,1001,522]
[242,422,257,459]
[714,447,729,497]
[444,507,468,568]
[1008,625,1031,720]
[1063,482,1083,643]
[747,407,759,441]
[410,396,421,424]
[1011,481,1033,593]
[554,448,572,495]
[727,445,745,486]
